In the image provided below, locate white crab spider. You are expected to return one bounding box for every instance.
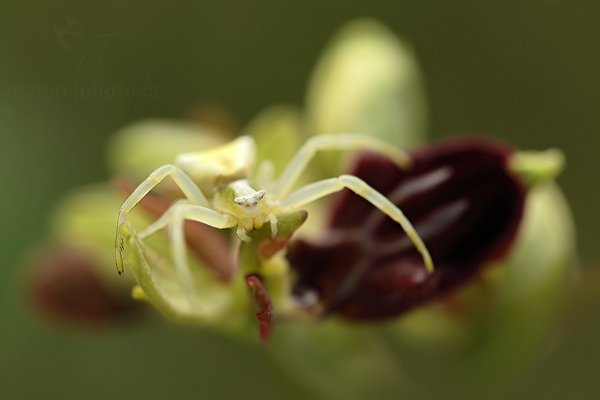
[115,133,434,293]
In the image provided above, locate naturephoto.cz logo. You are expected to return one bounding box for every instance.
[14,17,159,101]
[13,84,160,101]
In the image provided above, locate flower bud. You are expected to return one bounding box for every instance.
[26,246,140,327]
[305,19,428,177]
[306,19,427,148]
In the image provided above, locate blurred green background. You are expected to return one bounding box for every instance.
[1,1,599,399]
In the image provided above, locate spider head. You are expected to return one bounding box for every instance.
[234,190,267,212]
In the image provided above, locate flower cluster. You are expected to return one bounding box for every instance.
[24,19,576,399]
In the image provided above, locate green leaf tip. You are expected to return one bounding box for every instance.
[245,211,309,261]
[510,148,565,186]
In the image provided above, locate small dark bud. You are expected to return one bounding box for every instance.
[26,246,141,327]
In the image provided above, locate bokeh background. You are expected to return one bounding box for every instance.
[1,1,599,399]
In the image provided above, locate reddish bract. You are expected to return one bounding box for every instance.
[246,275,274,341]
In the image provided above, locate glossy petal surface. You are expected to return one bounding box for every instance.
[288,139,526,319]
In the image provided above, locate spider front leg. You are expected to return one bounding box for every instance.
[274,133,412,199]
[166,203,236,304]
[115,164,210,274]
[137,200,205,240]
[268,214,278,238]
[278,175,434,272]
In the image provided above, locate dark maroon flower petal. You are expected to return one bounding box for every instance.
[287,138,526,320]
[27,246,141,327]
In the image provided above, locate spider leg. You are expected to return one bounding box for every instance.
[236,226,251,242]
[168,203,237,305]
[274,133,411,199]
[115,164,210,274]
[268,214,278,238]
[254,159,275,191]
[278,175,434,273]
[138,199,188,240]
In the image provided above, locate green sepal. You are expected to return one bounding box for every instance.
[237,211,308,322]
[380,181,577,398]
[118,221,252,332]
[107,119,227,182]
[237,210,308,281]
[305,19,428,176]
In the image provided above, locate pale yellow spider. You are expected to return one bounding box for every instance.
[115,134,433,293]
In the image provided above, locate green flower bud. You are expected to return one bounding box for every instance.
[306,19,427,160]
[378,149,577,398]
[242,106,303,176]
[108,119,227,187]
